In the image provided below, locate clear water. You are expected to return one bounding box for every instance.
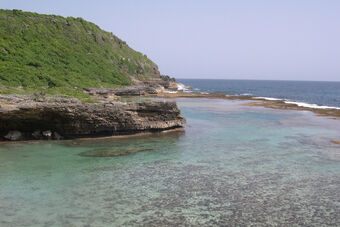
[1,98,340,226]
[178,79,340,108]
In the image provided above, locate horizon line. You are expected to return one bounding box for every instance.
[174,77,340,83]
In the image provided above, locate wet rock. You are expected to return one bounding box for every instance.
[42,130,52,139]
[32,130,42,139]
[79,148,152,157]
[53,132,63,140]
[160,75,176,83]
[4,130,22,141]
[1,218,13,224]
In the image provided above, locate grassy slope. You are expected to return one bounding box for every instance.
[0,9,160,98]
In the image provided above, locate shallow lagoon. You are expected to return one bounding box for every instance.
[1,98,340,226]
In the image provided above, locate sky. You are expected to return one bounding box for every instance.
[2,0,340,81]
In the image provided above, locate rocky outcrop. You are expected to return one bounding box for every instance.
[4,130,22,141]
[83,75,180,100]
[0,95,185,141]
[140,75,179,90]
[83,85,162,99]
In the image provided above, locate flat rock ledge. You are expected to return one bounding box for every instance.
[0,95,185,141]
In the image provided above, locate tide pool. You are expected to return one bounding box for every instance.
[1,98,340,226]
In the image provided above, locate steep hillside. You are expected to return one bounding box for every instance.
[0,9,161,93]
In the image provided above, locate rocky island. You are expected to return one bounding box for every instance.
[0,9,185,141]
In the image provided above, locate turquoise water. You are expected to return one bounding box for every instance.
[1,98,340,226]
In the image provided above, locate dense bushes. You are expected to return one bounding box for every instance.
[0,9,158,91]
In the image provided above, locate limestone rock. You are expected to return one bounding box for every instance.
[53,132,63,140]
[83,75,178,100]
[32,130,42,139]
[42,130,52,139]
[4,130,22,141]
[0,94,185,140]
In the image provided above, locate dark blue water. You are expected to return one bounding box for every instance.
[178,79,340,108]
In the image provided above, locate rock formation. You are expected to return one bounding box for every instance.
[0,95,185,141]
[83,75,180,100]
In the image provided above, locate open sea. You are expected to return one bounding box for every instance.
[178,79,340,109]
[1,80,340,226]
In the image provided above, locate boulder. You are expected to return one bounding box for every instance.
[42,130,52,139]
[53,132,63,140]
[4,130,22,141]
[32,130,42,139]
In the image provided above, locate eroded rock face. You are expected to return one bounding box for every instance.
[0,95,185,141]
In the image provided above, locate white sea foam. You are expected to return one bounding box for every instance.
[163,90,178,94]
[284,101,340,110]
[177,83,191,92]
[245,96,340,110]
[241,93,253,96]
[254,97,283,101]
[177,83,186,90]
[254,96,340,109]
[175,84,340,110]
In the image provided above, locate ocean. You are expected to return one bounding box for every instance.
[1,84,340,225]
[178,79,340,109]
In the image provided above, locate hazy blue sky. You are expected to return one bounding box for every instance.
[2,0,340,81]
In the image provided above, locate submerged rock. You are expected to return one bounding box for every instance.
[321,150,340,161]
[79,148,153,157]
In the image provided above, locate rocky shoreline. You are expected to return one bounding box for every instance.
[3,78,339,142]
[144,91,340,119]
[0,80,185,141]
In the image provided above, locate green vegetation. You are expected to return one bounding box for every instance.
[0,9,160,96]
